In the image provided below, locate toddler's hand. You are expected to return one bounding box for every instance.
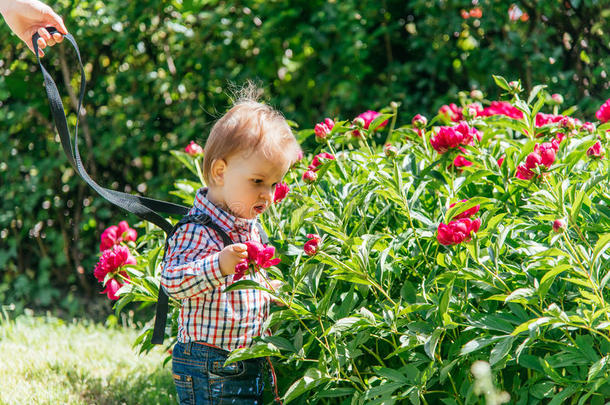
[219,244,248,276]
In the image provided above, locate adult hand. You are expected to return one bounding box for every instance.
[0,0,68,57]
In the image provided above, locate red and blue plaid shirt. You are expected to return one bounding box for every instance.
[160,187,272,350]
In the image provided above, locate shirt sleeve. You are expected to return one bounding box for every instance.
[160,223,226,300]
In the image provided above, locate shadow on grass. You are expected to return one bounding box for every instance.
[62,364,178,405]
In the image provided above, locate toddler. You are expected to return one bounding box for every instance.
[161,86,301,405]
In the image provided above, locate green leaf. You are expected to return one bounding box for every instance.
[528,84,547,104]
[369,113,393,132]
[224,342,282,366]
[492,75,510,91]
[223,279,273,294]
[284,368,331,403]
[425,328,443,360]
[591,233,610,269]
[444,196,491,223]
[588,356,608,382]
[489,336,514,365]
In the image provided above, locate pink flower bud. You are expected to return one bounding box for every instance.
[308,152,335,171]
[560,116,576,130]
[470,89,483,100]
[412,114,428,128]
[552,219,566,233]
[304,234,321,256]
[302,170,318,183]
[101,278,123,300]
[185,141,204,156]
[352,117,366,128]
[497,156,505,167]
[587,140,605,158]
[508,81,521,92]
[582,122,596,133]
[550,93,564,104]
[314,118,335,140]
[384,143,398,158]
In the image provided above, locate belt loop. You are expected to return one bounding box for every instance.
[185,342,192,356]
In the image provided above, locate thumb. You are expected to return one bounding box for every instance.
[232,243,247,252]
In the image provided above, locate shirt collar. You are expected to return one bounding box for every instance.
[192,187,256,235]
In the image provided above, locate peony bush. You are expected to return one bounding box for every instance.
[95,76,610,404]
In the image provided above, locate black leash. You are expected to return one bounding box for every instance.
[32,27,187,344]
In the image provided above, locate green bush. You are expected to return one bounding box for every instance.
[108,79,610,403]
[2,0,610,321]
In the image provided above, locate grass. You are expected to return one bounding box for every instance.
[0,311,177,405]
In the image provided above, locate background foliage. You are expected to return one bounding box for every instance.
[1,0,610,316]
[120,81,610,403]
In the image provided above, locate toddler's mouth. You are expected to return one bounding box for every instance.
[253,204,266,214]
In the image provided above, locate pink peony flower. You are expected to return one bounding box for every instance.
[439,103,463,122]
[101,278,125,300]
[596,99,610,123]
[552,219,566,233]
[100,221,137,251]
[304,234,321,256]
[430,122,477,154]
[356,110,388,130]
[525,152,542,170]
[587,140,605,158]
[451,155,472,170]
[515,164,535,180]
[314,118,335,140]
[412,114,428,128]
[535,113,564,127]
[93,245,137,283]
[449,199,480,220]
[185,141,204,156]
[273,182,290,203]
[233,259,249,281]
[437,217,481,245]
[308,152,335,171]
[534,142,557,167]
[234,241,281,280]
[477,101,524,120]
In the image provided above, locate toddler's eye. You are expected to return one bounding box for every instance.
[272,183,278,188]
[252,179,263,184]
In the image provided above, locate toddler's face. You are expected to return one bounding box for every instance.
[214,148,290,219]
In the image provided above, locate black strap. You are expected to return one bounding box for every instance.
[33,28,270,345]
[32,27,190,234]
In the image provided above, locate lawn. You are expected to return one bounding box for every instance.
[0,312,177,405]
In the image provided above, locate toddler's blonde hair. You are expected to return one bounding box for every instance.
[202,82,301,185]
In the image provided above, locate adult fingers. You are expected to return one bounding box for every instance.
[44,8,68,35]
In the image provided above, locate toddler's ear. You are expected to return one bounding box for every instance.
[210,158,226,186]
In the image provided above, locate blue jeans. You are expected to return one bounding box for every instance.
[172,341,266,405]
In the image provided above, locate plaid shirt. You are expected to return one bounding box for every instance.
[160,187,271,350]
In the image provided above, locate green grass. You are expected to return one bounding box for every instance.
[0,313,177,405]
